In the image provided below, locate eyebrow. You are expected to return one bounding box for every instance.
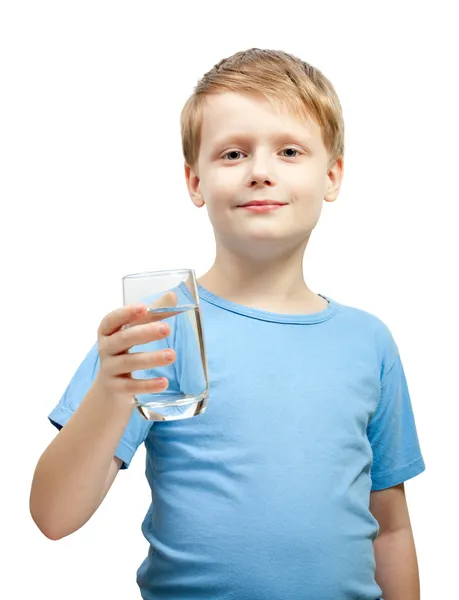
[211,131,313,149]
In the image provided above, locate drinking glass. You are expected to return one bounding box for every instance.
[122,269,209,421]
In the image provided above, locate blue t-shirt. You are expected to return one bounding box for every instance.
[48,284,425,600]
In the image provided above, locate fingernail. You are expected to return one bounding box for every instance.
[159,324,168,334]
[164,350,173,361]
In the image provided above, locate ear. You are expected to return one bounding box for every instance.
[324,155,344,203]
[184,162,205,207]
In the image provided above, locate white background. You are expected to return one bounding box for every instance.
[1,1,457,598]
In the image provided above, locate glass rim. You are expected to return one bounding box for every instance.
[122,268,195,281]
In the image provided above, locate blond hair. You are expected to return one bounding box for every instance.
[180,48,345,171]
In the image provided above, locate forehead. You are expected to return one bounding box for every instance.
[200,91,322,147]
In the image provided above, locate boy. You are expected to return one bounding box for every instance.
[30,48,425,599]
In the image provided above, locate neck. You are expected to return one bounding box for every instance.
[197,241,327,314]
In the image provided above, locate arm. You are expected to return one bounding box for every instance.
[30,378,133,540]
[370,483,420,600]
[30,300,175,541]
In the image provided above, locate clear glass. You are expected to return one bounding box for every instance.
[122,269,209,421]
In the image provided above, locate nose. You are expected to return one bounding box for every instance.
[247,153,276,188]
[249,177,272,187]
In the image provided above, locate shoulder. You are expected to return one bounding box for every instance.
[333,299,399,380]
[334,298,395,339]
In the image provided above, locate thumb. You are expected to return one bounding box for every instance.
[155,291,178,308]
[143,290,180,322]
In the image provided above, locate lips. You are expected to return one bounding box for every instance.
[238,200,287,207]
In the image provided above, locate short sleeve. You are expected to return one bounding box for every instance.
[48,341,154,469]
[368,350,425,491]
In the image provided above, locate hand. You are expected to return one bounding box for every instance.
[95,292,179,401]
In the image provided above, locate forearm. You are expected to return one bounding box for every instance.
[30,378,134,539]
[374,527,420,600]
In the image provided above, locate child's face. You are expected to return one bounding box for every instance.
[186,91,342,258]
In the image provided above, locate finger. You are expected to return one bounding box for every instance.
[99,303,148,337]
[105,348,176,375]
[130,291,181,326]
[114,374,170,395]
[104,320,171,356]
[99,292,179,337]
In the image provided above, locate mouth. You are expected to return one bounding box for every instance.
[238,200,287,207]
[237,200,287,212]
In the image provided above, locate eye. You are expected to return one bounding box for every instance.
[222,150,246,161]
[280,148,301,158]
[221,148,302,160]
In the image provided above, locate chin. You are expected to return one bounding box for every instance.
[230,232,298,256]
[241,225,292,241]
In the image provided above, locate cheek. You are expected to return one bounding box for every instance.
[287,168,324,199]
[201,169,239,201]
